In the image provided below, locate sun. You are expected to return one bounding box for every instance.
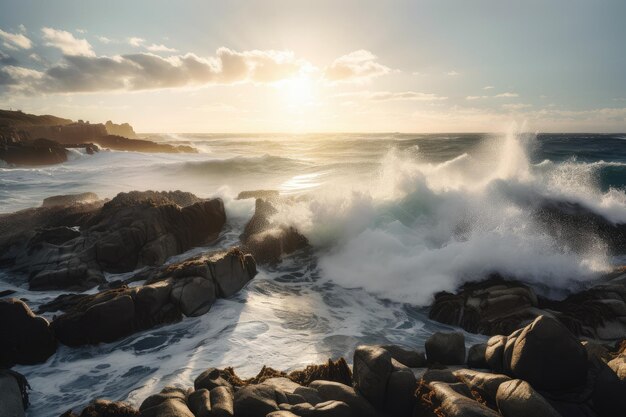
[278,74,316,107]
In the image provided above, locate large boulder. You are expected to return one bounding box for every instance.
[187,389,211,417]
[3,191,226,291]
[233,384,281,417]
[425,332,466,365]
[140,387,194,417]
[0,298,56,366]
[608,351,625,381]
[485,316,588,391]
[496,379,561,417]
[352,345,416,417]
[429,381,501,417]
[0,371,27,417]
[309,380,378,417]
[453,369,511,406]
[210,386,234,417]
[64,399,139,417]
[381,345,426,368]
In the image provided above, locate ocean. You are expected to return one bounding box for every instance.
[2,129,626,416]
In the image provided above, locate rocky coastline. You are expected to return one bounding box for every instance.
[0,190,625,416]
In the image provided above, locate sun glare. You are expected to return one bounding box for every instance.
[279,74,316,107]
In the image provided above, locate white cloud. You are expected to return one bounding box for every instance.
[466,95,488,100]
[483,85,494,90]
[128,37,145,47]
[445,70,460,76]
[503,103,532,110]
[41,27,94,56]
[97,36,113,44]
[324,50,391,83]
[0,28,33,50]
[146,43,177,53]
[494,92,519,98]
[338,91,447,102]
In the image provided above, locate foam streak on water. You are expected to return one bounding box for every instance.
[2,128,626,416]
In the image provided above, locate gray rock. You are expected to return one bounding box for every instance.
[187,389,211,417]
[430,381,501,417]
[262,377,322,405]
[194,368,233,392]
[381,345,426,368]
[210,386,234,417]
[496,379,561,417]
[421,368,459,384]
[453,369,511,405]
[170,276,216,317]
[485,335,506,374]
[233,384,281,417]
[353,345,394,408]
[140,388,187,412]
[282,400,351,417]
[0,371,25,417]
[309,380,378,417]
[425,332,466,365]
[467,343,488,368]
[141,398,194,417]
[385,360,416,417]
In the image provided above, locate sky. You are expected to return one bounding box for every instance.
[1,0,625,133]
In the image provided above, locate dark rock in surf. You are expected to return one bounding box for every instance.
[0,191,226,291]
[42,192,100,207]
[0,370,27,417]
[51,249,256,346]
[0,137,68,166]
[0,298,56,366]
[308,380,378,417]
[140,387,194,417]
[60,399,139,417]
[381,344,427,368]
[241,198,308,264]
[425,332,466,365]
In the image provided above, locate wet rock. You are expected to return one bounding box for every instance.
[0,371,26,417]
[236,190,279,200]
[0,298,56,366]
[467,343,488,368]
[233,384,281,417]
[429,381,501,417]
[496,379,561,417]
[381,345,426,368]
[281,400,351,416]
[506,316,588,391]
[420,368,459,384]
[608,351,625,381]
[140,398,194,417]
[353,346,394,409]
[210,386,234,417]
[590,356,626,417]
[385,360,416,417]
[140,387,188,413]
[0,137,68,166]
[71,399,139,416]
[262,378,322,405]
[4,191,226,291]
[194,368,233,392]
[453,369,511,406]
[187,389,211,417]
[425,332,465,365]
[241,198,308,264]
[309,380,377,417]
[170,277,216,317]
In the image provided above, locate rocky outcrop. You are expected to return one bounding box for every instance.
[1,191,226,290]
[51,249,256,346]
[240,197,308,264]
[0,370,29,417]
[429,273,626,341]
[424,332,465,365]
[0,137,69,165]
[42,192,100,208]
[0,298,57,367]
[104,120,137,138]
[91,134,197,153]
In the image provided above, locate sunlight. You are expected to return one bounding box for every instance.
[277,74,316,108]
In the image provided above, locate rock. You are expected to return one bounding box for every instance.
[73,399,139,416]
[467,343,488,368]
[4,191,226,291]
[608,352,625,381]
[140,398,194,417]
[187,389,211,417]
[429,272,626,342]
[236,190,279,200]
[352,346,394,409]
[194,368,233,392]
[381,345,426,368]
[0,371,26,417]
[453,369,511,406]
[385,360,416,417]
[140,387,188,412]
[210,386,234,417]
[241,198,308,264]
[309,380,377,417]
[170,277,216,317]
[262,378,322,405]
[283,400,351,416]
[421,368,459,384]
[590,356,626,417]
[0,137,68,166]
[429,381,501,417]
[507,316,588,391]
[267,412,298,417]
[485,335,506,374]
[42,192,100,207]
[0,298,56,366]
[425,332,466,365]
[496,379,561,417]
[233,384,281,417]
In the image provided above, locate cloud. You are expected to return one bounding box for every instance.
[494,92,519,98]
[466,95,488,100]
[445,70,459,76]
[42,27,94,56]
[0,51,18,65]
[0,65,45,87]
[483,85,494,90]
[338,91,447,102]
[128,37,145,47]
[0,28,33,50]
[324,50,391,83]
[3,48,311,94]
[146,43,178,53]
[97,36,113,44]
[503,103,531,110]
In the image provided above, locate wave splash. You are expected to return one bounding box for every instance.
[270,126,623,305]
